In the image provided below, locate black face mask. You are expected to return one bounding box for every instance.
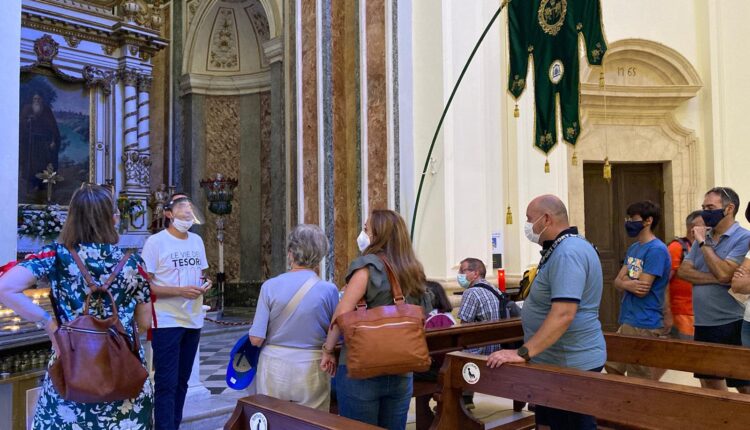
[625,220,645,238]
[701,208,726,228]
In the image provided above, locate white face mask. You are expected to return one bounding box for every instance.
[172,218,194,233]
[357,230,370,252]
[524,215,547,245]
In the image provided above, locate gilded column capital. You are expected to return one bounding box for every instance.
[119,68,140,87]
[138,75,153,93]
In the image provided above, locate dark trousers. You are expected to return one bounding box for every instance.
[152,327,202,430]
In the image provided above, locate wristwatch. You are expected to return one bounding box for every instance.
[698,240,706,248]
[517,345,531,362]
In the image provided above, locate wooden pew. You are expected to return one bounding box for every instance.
[225,394,383,430]
[605,332,750,380]
[430,352,750,430]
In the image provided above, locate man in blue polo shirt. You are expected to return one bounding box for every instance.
[487,194,605,430]
[678,187,750,393]
[605,201,671,380]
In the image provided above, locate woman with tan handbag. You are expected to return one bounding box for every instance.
[0,184,153,429]
[320,209,431,430]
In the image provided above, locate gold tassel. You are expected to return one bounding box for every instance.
[506,205,513,225]
[599,71,605,88]
[544,158,550,173]
[513,103,519,118]
[571,150,578,166]
[603,157,612,182]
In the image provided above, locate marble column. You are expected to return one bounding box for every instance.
[137,76,151,153]
[263,37,288,277]
[120,68,151,234]
[121,68,144,189]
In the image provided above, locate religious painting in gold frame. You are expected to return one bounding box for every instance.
[19,71,91,206]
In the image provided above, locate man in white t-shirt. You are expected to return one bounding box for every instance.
[141,194,211,430]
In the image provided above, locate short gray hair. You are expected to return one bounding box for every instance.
[287,224,328,268]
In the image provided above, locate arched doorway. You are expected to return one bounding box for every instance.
[569,39,702,330]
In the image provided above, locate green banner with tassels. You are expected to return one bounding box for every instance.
[508,0,607,157]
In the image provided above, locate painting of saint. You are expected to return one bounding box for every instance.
[19,74,90,205]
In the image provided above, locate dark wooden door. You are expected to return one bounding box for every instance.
[583,163,665,332]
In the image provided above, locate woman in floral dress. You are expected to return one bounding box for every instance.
[0,184,154,429]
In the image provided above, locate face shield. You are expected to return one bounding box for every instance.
[165,196,205,225]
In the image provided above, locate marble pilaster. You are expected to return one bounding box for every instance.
[331,0,361,285]
[239,93,262,283]
[204,96,241,283]
[321,0,335,281]
[263,37,288,277]
[365,0,388,211]
[300,0,319,225]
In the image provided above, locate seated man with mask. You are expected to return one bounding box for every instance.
[141,194,213,430]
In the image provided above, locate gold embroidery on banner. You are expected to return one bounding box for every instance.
[538,0,567,36]
[591,43,603,63]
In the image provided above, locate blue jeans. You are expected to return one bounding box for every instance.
[335,365,412,430]
[743,320,750,347]
[152,327,202,430]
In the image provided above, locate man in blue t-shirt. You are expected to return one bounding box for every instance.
[487,195,605,430]
[604,201,671,380]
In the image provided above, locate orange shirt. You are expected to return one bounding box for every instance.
[667,240,693,316]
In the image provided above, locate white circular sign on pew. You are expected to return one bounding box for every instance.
[249,412,268,430]
[462,362,480,384]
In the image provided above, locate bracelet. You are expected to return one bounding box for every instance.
[35,314,52,330]
[321,344,334,354]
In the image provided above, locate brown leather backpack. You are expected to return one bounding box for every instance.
[336,255,431,379]
[48,247,148,403]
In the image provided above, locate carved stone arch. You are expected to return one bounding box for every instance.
[568,38,703,238]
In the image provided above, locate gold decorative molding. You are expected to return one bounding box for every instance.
[101,44,116,55]
[63,34,81,48]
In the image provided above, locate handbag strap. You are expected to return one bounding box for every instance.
[268,273,319,339]
[377,254,406,304]
[67,246,132,319]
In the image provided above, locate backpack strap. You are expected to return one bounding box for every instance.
[67,246,132,319]
[472,283,513,319]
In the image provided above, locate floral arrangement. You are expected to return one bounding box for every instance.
[17,205,65,240]
[117,195,146,231]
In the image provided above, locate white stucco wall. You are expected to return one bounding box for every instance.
[0,1,21,263]
[407,0,750,281]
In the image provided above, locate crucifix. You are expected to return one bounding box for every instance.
[35,163,64,203]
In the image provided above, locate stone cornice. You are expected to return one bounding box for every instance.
[180,71,272,96]
[22,2,168,53]
[262,37,283,64]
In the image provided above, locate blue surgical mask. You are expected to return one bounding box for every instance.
[701,208,726,228]
[457,274,470,289]
[624,220,645,238]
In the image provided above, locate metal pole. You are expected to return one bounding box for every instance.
[410,1,508,241]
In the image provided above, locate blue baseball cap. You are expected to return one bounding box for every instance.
[226,335,261,390]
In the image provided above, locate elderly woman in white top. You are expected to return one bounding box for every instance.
[248,224,339,410]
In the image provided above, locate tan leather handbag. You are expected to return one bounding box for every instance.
[48,248,148,403]
[336,255,431,379]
